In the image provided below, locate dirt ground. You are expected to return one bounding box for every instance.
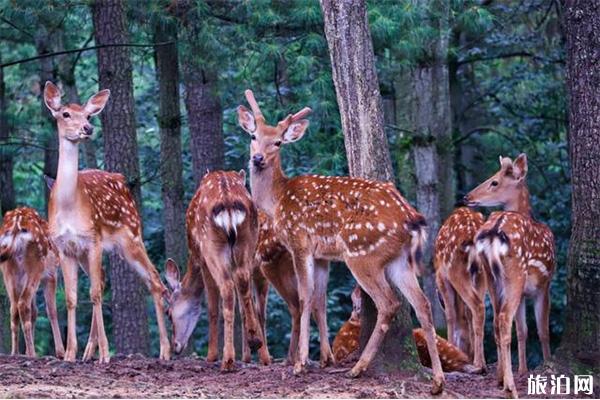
[0,354,588,398]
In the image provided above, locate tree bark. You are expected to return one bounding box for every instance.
[182,64,224,184]
[92,0,150,356]
[320,0,418,371]
[558,0,600,370]
[408,0,452,329]
[153,18,187,269]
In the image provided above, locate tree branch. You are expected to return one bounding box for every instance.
[0,41,175,69]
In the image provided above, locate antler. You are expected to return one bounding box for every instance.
[244,89,263,117]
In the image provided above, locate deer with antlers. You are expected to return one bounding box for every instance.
[43,82,171,362]
[434,206,487,372]
[164,170,271,371]
[238,90,444,393]
[0,207,64,358]
[255,210,333,366]
[463,154,554,398]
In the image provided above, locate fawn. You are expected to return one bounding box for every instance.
[255,210,333,365]
[43,82,171,362]
[164,170,271,371]
[238,89,444,393]
[0,207,64,358]
[434,206,487,372]
[464,154,555,398]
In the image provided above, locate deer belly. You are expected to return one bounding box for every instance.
[53,230,93,259]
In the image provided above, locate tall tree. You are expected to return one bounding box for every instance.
[92,0,150,356]
[153,15,187,269]
[559,0,600,371]
[408,0,452,327]
[320,0,418,371]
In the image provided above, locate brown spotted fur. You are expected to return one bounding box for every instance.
[0,207,64,358]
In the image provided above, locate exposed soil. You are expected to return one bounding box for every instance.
[0,354,590,398]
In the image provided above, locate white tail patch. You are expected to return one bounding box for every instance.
[1,232,33,254]
[528,259,549,276]
[213,209,246,236]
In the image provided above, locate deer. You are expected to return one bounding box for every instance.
[434,206,487,372]
[463,154,555,398]
[332,285,479,373]
[0,207,65,358]
[238,89,444,393]
[164,170,271,371]
[43,81,171,363]
[255,210,333,366]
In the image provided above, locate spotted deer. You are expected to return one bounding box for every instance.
[255,211,333,366]
[332,285,479,373]
[464,154,555,398]
[0,207,64,358]
[238,90,444,393]
[164,170,271,371]
[434,207,487,372]
[43,81,171,362]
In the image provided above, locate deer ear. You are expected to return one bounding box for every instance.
[512,153,528,180]
[282,119,309,143]
[238,169,246,183]
[44,81,62,114]
[84,89,110,116]
[238,105,256,133]
[499,156,513,171]
[165,258,181,291]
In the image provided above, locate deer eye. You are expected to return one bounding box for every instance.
[491,181,498,187]
[274,140,282,147]
[251,134,257,140]
[62,112,71,118]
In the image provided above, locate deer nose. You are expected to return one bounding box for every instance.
[252,153,265,167]
[462,195,471,205]
[83,125,94,136]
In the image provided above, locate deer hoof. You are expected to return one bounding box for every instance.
[63,350,77,362]
[221,358,236,372]
[293,362,308,375]
[346,366,363,379]
[430,376,444,395]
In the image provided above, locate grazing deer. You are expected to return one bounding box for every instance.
[434,206,487,372]
[0,207,64,358]
[238,90,444,393]
[164,170,271,371]
[43,81,171,362]
[463,154,555,398]
[332,285,479,373]
[255,211,334,366]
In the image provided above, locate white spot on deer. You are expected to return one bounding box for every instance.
[377,222,386,232]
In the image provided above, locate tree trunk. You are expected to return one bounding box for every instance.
[408,0,452,329]
[0,57,13,353]
[320,0,418,371]
[92,0,150,356]
[153,18,187,269]
[182,64,224,185]
[558,0,600,371]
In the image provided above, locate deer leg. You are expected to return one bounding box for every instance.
[237,289,251,363]
[287,304,300,365]
[2,271,19,355]
[234,267,271,365]
[61,256,79,361]
[201,265,220,363]
[312,259,333,367]
[18,279,38,357]
[385,257,444,394]
[457,285,487,372]
[498,281,525,398]
[82,307,98,361]
[437,275,458,346]
[219,279,236,372]
[515,298,528,375]
[534,286,551,362]
[291,252,315,375]
[122,243,171,361]
[344,266,400,378]
[253,269,270,357]
[43,274,65,358]
[88,246,109,363]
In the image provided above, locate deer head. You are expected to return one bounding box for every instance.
[164,259,202,354]
[43,81,110,143]
[463,154,528,209]
[237,89,312,172]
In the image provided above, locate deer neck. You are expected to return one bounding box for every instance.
[181,264,204,299]
[250,153,288,217]
[54,136,80,207]
[504,183,532,216]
